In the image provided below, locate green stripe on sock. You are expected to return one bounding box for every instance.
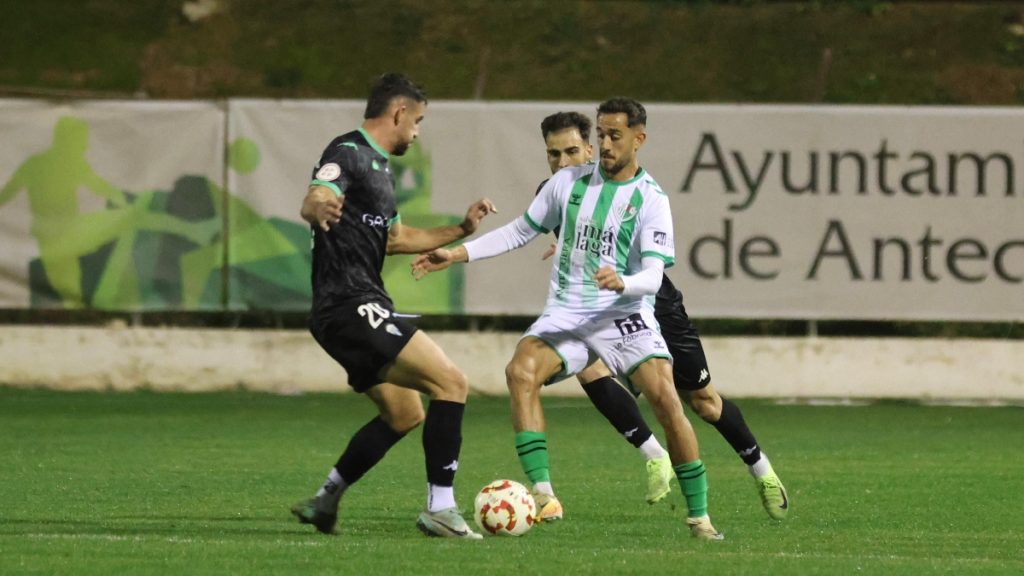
[515,431,550,484]
[673,459,709,518]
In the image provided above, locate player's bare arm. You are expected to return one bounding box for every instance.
[411,245,469,280]
[386,198,497,255]
[300,185,343,231]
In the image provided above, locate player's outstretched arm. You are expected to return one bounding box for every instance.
[412,213,543,281]
[386,198,496,255]
[411,245,469,280]
[300,185,344,231]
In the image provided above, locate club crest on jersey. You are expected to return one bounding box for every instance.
[615,202,639,222]
[316,162,342,181]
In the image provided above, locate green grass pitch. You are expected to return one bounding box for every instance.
[1,388,1022,575]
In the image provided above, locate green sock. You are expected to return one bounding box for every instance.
[515,431,550,484]
[674,459,709,518]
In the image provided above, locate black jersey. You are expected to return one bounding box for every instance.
[308,128,398,313]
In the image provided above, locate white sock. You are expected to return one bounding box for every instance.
[639,436,669,460]
[427,484,456,512]
[315,468,346,509]
[748,453,772,478]
[532,481,554,497]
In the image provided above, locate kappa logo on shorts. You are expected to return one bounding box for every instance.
[614,313,650,337]
[385,323,403,337]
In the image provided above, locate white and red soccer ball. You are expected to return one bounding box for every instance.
[473,479,537,536]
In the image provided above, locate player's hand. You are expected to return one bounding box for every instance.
[541,243,556,260]
[594,266,625,293]
[302,189,344,231]
[460,198,498,235]
[412,248,454,280]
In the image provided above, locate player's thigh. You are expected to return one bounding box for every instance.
[365,383,425,433]
[379,330,468,402]
[519,310,591,386]
[576,359,612,385]
[629,357,682,409]
[659,308,713,391]
[506,336,568,389]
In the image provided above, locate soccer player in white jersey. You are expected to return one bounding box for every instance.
[532,112,674,519]
[536,112,788,521]
[414,98,723,540]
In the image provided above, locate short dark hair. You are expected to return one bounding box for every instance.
[364,73,428,119]
[597,98,646,128]
[540,111,592,141]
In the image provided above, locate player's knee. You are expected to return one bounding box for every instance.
[683,390,720,422]
[388,405,425,433]
[505,360,540,393]
[436,363,469,398]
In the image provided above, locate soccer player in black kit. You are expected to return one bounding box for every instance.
[291,73,497,539]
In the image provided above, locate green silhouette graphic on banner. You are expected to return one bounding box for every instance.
[0,117,217,308]
[0,116,464,313]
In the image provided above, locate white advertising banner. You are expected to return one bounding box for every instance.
[234,100,1024,321]
[3,99,1021,320]
[0,100,225,310]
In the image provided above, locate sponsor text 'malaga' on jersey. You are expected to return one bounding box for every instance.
[534,173,686,317]
[308,128,399,312]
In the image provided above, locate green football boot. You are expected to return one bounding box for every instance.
[756,471,789,520]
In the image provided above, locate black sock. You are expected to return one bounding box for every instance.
[335,416,407,484]
[422,399,465,486]
[711,397,762,466]
[581,376,653,448]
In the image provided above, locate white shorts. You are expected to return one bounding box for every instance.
[523,306,671,385]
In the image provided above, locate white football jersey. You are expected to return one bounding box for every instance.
[525,162,675,314]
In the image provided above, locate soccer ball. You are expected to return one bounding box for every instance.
[473,479,537,536]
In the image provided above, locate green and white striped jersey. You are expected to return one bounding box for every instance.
[524,162,675,314]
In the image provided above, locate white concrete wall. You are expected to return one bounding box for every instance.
[1,325,1022,401]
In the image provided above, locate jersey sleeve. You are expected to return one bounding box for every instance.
[310,145,364,197]
[523,174,564,234]
[638,191,675,268]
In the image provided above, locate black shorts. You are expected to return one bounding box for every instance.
[656,304,712,391]
[309,298,418,393]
